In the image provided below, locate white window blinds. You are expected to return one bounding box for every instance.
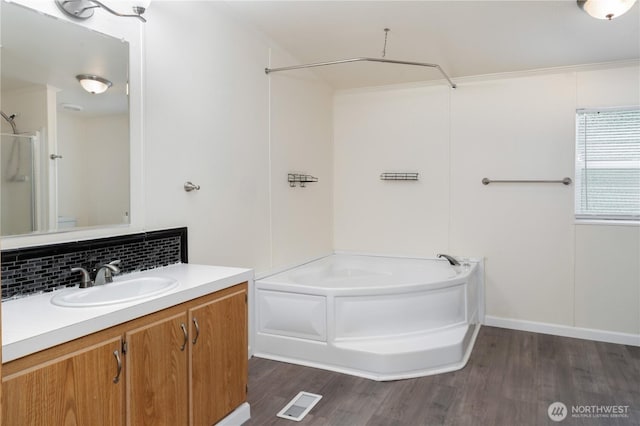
[575,108,640,220]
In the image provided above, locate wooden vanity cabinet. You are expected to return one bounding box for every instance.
[126,312,189,426]
[190,289,248,426]
[2,337,124,426]
[1,282,248,426]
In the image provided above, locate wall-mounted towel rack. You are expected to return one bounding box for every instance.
[380,172,419,181]
[288,173,318,188]
[482,177,572,185]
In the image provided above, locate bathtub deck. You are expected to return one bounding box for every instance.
[246,326,640,426]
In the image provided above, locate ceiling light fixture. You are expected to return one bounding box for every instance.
[55,0,151,22]
[77,74,112,94]
[577,0,637,20]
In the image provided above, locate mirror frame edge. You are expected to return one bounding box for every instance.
[1,0,144,250]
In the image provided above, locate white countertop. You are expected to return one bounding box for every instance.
[2,263,253,363]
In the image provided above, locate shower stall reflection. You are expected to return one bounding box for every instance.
[1,132,39,235]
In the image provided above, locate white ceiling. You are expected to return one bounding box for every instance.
[226,0,640,89]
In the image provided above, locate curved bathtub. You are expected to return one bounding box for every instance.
[253,254,484,381]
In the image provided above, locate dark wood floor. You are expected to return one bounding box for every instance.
[246,326,640,426]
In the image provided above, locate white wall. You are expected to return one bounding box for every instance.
[57,112,129,228]
[333,63,640,338]
[334,85,450,256]
[575,224,639,334]
[143,1,333,274]
[449,72,576,326]
[269,50,334,269]
[57,112,88,226]
[83,115,130,226]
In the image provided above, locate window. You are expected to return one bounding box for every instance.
[575,108,640,221]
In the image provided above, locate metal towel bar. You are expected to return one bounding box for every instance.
[482,177,572,185]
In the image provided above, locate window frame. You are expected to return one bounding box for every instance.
[574,106,640,223]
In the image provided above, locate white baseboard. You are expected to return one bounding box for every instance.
[216,402,251,426]
[484,316,640,347]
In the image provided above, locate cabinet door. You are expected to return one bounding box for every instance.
[126,312,189,426]
[190,287,247,426]
[2,337,124,426]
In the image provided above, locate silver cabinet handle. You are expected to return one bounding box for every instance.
[192,317,200,345]
[113,350,122,384]
[49,154,63,160]
[180,323,188,351]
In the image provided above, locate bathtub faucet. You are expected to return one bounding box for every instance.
[437,254,460,266]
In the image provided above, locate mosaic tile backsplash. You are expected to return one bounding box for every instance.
[1,228,187,299]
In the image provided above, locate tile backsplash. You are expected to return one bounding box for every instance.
[1,228,187,300]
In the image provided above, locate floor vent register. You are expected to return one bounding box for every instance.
[276,391,323,422]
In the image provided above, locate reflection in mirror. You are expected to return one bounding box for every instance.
[0,132,38,235]
[0,1,130,237]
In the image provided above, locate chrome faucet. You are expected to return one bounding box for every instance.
[437,253,460,266]
[95,260,121,286]
[71,267,93,288]
[71,260,122,288]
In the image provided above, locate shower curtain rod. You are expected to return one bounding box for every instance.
[265,57,457,89]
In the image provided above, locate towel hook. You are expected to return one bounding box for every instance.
[184,181,201,192]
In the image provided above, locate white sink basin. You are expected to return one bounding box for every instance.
[51,276,179,307]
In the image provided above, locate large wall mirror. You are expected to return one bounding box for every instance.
[1,1,130,238]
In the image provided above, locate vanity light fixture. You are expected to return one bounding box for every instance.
[577,0,637,20]
[55,0,151,23]
[77,74,112,94]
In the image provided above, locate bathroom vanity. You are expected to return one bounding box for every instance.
[1,264,252,426]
